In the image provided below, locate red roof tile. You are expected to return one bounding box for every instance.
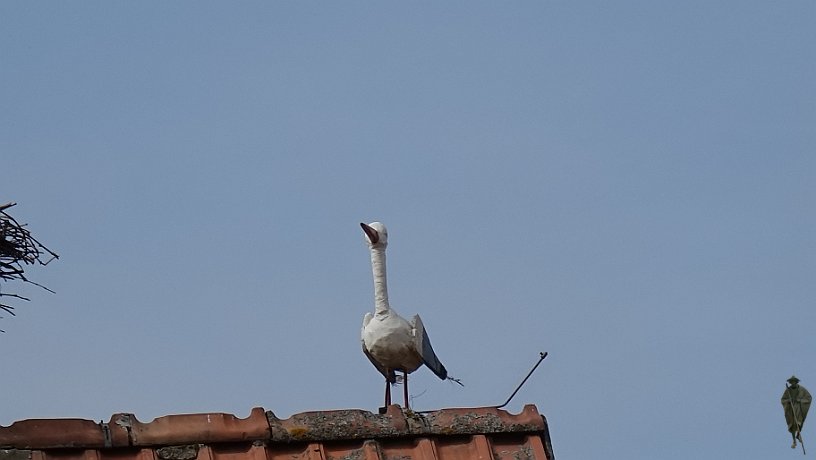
[0,405,554,460]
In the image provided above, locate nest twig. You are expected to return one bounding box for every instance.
[0,202,59,325]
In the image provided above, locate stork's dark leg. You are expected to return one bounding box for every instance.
[403,371,409,409]
[385,378,392,407]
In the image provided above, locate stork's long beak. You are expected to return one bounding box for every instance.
[360,223,379,244]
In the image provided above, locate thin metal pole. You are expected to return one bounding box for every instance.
[404,371,410,409]
[787,383,806,455]
[495,352,548,409]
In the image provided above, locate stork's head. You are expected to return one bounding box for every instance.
[360,222,388,248]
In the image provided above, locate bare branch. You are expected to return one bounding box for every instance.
[0,202,58,328]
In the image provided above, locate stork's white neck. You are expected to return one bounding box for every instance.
[369,246,390,315]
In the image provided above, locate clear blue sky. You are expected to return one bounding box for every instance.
[2,2,813,459]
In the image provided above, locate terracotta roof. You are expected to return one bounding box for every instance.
[0,405,554,460]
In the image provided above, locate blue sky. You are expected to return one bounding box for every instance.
[1,2,814,459]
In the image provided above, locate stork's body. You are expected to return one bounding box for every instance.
[360,222,454,410]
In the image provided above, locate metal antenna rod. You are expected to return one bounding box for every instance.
[495,352,548,409]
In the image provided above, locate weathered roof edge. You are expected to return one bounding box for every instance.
[0,405,549,449]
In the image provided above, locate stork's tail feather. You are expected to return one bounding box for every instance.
[412,314,452,381]
[447,376,464,387]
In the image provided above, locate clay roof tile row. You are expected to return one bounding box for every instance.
[0,405,554,460]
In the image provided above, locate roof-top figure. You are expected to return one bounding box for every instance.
[359,222,462,412]
[782,375,811,454]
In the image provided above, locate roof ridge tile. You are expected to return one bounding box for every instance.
[112,407,270,447]
[0,419,105,449]
[267,405,545,443]
[0,405,547,449]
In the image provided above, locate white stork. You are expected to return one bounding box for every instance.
[360,222,460,410]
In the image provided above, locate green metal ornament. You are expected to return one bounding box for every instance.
[782,376,811,454]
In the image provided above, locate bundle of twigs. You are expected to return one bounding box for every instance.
[0,202,59,320]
